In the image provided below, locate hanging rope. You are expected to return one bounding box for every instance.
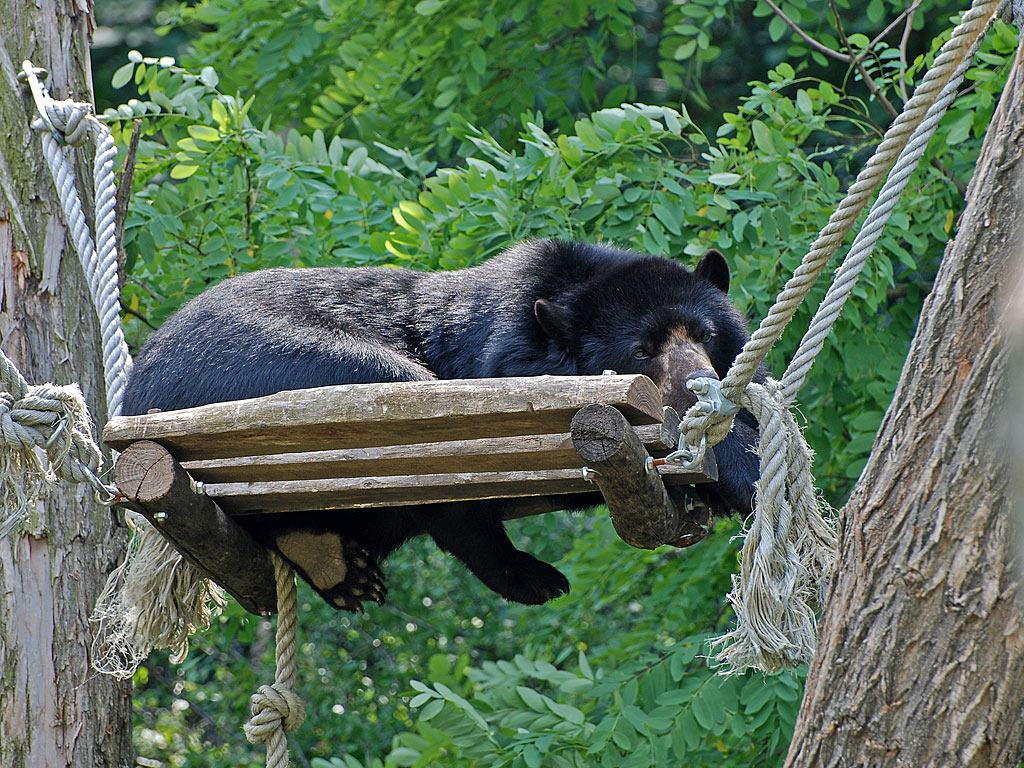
[672,0,1003,673]
[12,60,224,676]
[244,555,305,768]
[19,62,133,418]
[780,24,992,402]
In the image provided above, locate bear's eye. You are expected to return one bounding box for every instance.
[699,329,714,345]
[633,347,650,360]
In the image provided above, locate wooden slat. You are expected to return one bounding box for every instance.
[180,423,677,484]
[103,375,665,461]
[215,463,708,515]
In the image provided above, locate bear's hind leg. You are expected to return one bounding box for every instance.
[424,502,570,604]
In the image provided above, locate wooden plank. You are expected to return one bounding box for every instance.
[571,403,708,550]
[112,440,278,615]
[180,423,678,484]
[214,462,707,515]
[103,375,665,461]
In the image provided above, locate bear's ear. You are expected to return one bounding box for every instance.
[695,249,730,293]
[534,299,572,342]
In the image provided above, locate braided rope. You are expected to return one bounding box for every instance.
[0,346,105,535]
[709,381,838,671]
[245,555,305,768]
[22,62,133,418]
[780,24,991,402]
[999,0,1024,25]
[717,0,998,406]
[677,0,1002,672]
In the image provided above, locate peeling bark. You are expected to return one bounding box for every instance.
[0,1,132,766]
[785,43,1024,768]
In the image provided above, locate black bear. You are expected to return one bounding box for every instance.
[123,239,761,609]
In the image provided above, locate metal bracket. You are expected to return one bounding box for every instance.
[685,377,740,417]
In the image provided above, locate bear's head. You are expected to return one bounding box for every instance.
[533,247,749,417]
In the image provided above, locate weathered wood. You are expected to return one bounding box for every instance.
[180,422,683,483]
[571,403,705,549]
[102,374,665,459]
[215,462,704,515]
[786,40,1024,768]
[113,441,277,614]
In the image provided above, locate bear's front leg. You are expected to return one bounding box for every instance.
[424,502,570,604]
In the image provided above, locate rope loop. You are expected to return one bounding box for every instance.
[245,684,306,742]
[245,555,304,768]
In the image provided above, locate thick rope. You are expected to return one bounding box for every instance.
[674,0,1001,673]
[90,511,227,678]
[245,555,305,768]
[709,381,838,671]
[781,19,992,402]
[0,346,106,535]
[20,62,133,418]
[17,61,223,675]
[716,0,999,408]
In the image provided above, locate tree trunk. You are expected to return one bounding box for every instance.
[0,3,132,767]
[785,42,1024,768]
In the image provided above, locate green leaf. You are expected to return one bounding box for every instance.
[187,125,220,142]
[574,120,602,150]
[388,746,422,766]
[414,0,443,15]
[199,66,219,88]
[169,163,199,179]
[517,686,547,712]
[652,202,683,235]
[111,62,135,89]
[751,120,773,154]
[708,172,741,187]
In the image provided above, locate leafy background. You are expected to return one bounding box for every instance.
[90,0,1016,765]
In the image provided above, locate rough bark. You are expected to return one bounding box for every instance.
[0,3,132,767]
[785,43,1024,768]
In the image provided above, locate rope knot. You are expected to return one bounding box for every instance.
[244,683,306,744]
[40,100,93,146]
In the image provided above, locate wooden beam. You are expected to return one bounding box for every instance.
[214,462,708,515]
[179,421,686,484]
[103,375,665,460]
[112,440,277,615]
[571,403,705,550]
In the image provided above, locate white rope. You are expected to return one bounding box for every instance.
[245,555,304,768]
[17,61,224,677]
[671,0,1002,673]
[780,20,992,402]
[0,346,108,535]
[715,0,999,409]
[21,62,133,418]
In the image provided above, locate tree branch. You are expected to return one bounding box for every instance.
[763,0,851,63]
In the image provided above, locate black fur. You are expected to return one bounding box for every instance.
[124,240,764,607]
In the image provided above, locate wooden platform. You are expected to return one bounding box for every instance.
[103,374,718,614]
[104,375,716,515]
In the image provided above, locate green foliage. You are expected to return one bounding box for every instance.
[100,2,1017,766]
[160,0,653,156]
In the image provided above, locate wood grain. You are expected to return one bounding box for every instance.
[103,375,665,459]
